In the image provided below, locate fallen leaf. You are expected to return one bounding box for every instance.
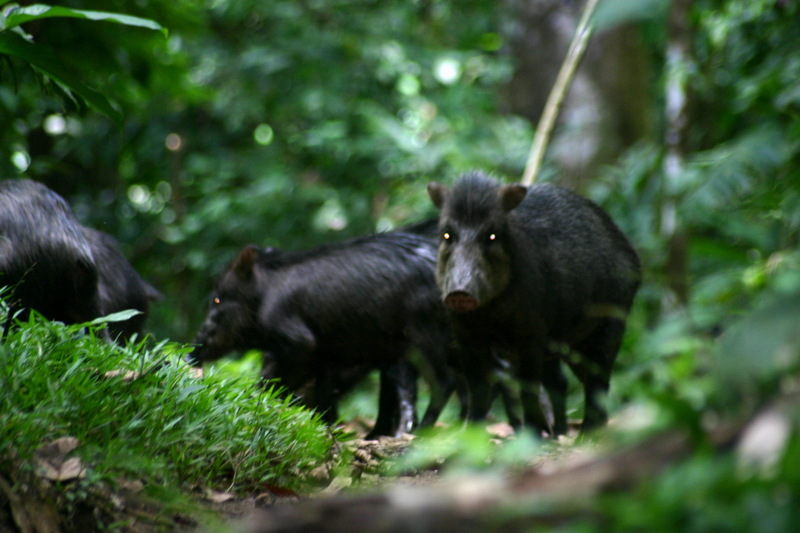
[320,475,352,496]
[104,369,140,381]
[737,406,791,477]
[57,458,85,481]
[34,436,86,481]
[45,436,80,455]
[117,478,145,493]
[208,490,236,503]
[486,422,515,439]
[262,483,301,499]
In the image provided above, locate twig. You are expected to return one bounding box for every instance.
[521,0,601,186]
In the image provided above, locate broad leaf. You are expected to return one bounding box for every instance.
[1,4,166,36]
[85,309,143,326]
[0,31,122,124]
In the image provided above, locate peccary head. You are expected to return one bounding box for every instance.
[188,245,266,365]
[427,172,526,313]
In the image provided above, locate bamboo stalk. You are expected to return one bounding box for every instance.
[521,0,601,186]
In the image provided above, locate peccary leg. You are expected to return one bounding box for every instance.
[460,357,494,422]
[518,351,552,436]
[582,374,610,430]
[464,372,493,422]
[313,358,340,425]
[571,318,625,432]
[368,359,418,439]
[418,347,459,429]
[519,384,550,435]
[452,337,495,422]
[494,379,523,430]
[491,356,523,429]
[419,369,457,429]
[543,358,568,436]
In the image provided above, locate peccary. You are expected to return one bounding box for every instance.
[0,179,159,341]
[0,179,103,326]
[188,230,460,438]
[428,171,641,434]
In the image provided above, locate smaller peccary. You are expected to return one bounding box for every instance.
[188,230,460,438]
[428,171,641,435]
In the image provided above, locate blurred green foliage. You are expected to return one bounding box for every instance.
[589,0,800,420]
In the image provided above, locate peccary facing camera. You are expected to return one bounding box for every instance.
[428,171,641,434]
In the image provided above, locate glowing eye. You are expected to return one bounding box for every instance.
[488,234,496,241]
[213,297,221,305]
[443,232,451,240]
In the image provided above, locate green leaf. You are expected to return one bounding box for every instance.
[2,4,167,37]
[593,0,669,31]
[85,309,143,326]
[716,293,800,390]
[0,31,122,124]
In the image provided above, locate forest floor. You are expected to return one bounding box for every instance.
[3,394,767,532]
[1,416,617,533]
[201,419,594,533]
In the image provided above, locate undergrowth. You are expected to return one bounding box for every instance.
[0,303,338,500]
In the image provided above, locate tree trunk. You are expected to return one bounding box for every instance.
[661,0,692,308]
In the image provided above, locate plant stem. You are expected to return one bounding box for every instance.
[521,0,600,186]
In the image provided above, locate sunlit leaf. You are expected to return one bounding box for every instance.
[85,309,142,326]
[2,4,167,36]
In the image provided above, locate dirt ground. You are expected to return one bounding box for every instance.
[201,419,590,530]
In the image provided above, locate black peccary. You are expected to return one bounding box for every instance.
[1,179,102,326]
[427,171,641,435]
[187,230,460,438]
[0,179,159,341]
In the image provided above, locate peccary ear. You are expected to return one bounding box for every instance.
[427,182,448,209]
[499,184,527,212]
[233,245,259,280]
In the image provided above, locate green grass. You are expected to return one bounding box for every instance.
[0,304,338,499]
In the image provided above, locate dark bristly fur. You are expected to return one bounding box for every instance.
[0,179,160,341]
[429,170,641,435]
[188,228,459,439]
[0,179,102,326]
